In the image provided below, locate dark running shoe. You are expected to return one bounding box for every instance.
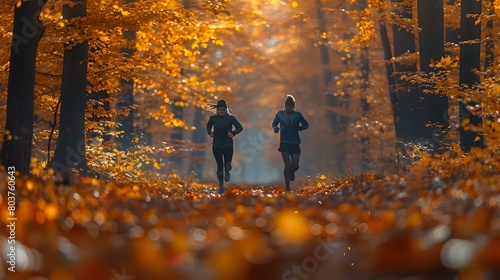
[290,171,295,181]
[218,184,224,194]
[225,171,230,182]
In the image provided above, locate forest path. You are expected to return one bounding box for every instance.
[1,174,499,279]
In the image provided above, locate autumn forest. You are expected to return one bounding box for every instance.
[1,0,500,279]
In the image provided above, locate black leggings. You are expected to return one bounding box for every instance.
[212,146,233,182]
[281,152,299,182]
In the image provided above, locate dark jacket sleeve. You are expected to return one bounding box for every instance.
[207,116,214,135]
[298,112,309,131]
[272,112,280,131]
[231,116,243,135]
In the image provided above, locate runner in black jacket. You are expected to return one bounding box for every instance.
[207,99,243,194]
[272,95,309,192]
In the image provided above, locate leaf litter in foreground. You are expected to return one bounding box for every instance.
[0,172,499,280]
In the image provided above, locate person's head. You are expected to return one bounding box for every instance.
[284,95,295,113]
[216,99,228,116]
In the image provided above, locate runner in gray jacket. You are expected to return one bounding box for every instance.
[272,95,309,192]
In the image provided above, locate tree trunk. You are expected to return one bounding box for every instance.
[417,0,449,154]
[392,0,421,147]
[315,0,332,88]
[190,107,206,180]
[47,0,89,176]
[444,0,460,146]
[170,100,185,169]
[0,0,47,175]
[445,0,460,55]
[378,19,398,136]
[88,89,111,142]
[117,76,135,149]
[315,0,348,168]
[484,16,494,72]
[117,0,137,150]
[359,46,370,172]
[357,0,370,172]
[459,0,483,151]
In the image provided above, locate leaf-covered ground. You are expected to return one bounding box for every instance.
[1,172,500,280]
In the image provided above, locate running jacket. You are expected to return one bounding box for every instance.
[272,110,309,144]
[207,114,243,147]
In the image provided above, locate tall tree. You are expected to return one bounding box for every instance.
[391,0,420,147]
[459,0,484,151]
[359,46,370,171]
[117,76,135,149]
[47,0,89,175]
[378,11,398,136]
[117,0,137,150]
[0,0,47,175]
[484,8,494,73]
[417,0,449,153]
[356,0,371,171]
[87,89,111,143]
[445,0,460,55]
[190,107,206,179]
[170,100,185,168]
[315,0,349,168]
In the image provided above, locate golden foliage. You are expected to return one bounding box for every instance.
[0,0,258,169]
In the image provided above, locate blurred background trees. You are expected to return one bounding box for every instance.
[1,0,500,183]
